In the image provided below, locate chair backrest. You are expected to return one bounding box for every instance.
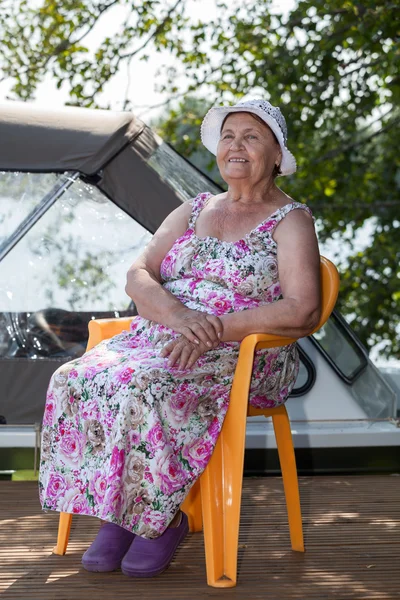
[311,255,340,335]
[247,256,340,418]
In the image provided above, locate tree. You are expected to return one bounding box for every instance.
[155,0,400,360]
[1,0,399,357]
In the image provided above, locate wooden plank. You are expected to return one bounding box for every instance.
[1,477,400,599]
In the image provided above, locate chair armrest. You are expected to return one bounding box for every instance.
[86,317,137,351]
[232,333,298,414]
[241,333,298,353]
[86,319,297,355]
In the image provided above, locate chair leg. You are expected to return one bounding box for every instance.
[53,512,72,555]
[272,406,304,552]
[200,437,234,588]
[181,479,202,532]
[200,385,248,587]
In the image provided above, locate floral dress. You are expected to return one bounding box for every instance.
[39,192,314,539]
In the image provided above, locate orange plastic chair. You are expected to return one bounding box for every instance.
[54,256,339,588]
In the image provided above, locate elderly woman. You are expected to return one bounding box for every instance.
[39,99,320,577]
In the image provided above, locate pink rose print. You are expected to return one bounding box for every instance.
[169,389,198,424]
[250,395,277,409]
[102,481,123,517]
[147,423,167,452]
[272,283,282,297]
[83,366,98,380]
[80,399,100,421]
[46,472,67,500]
[176,228,193,244]
[60,488,91,514]
[234,239,250,252]
[160,253,176,278]
[129,513,141,527]
[142,509,167,533]
[43,394,55,427]
[182,438,213,471]
[59,429,86,465]
[208,417,221,443]
[232,294,260,311]
[126,335,140,348]
[68,369,79,379]
[258,219,275,233]
[155,453,186,495]
[115,366,135,385]
[263,289,273,303]
[88,470,107,503]
[203,259,226,279]
[144,467,154,484]
[188,278,202,294]
[109,446,125,480]
[205,290,229,311]
[130,320,139,332]
[129,430,141,446]
[278,386,289,402]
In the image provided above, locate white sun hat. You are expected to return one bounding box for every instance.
[200,98,297,176]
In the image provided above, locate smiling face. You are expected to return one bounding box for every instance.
[216,112,282,186]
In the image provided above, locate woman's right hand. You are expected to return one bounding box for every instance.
[168,307,223,348]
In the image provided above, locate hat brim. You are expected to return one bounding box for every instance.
[200,105,297,176]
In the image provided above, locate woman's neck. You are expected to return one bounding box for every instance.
[225,178,280,206]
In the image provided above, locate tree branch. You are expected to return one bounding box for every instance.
[132,67,219,116]
[119,0,184,61]
[71,0,122,46]
[0,0,125,88]
[123,54,135,110]
[67,0,186,107]
[75,0,185,105]
[352,107,394,137]
[341,58,383,77]
[315,116,400,163]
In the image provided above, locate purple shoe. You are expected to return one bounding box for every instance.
[121,512,189,578]
[82,522,135,572]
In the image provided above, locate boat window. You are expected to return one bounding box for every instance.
[290,346,316,396]
[146,142,222,200]
[0,174,152,359]
[311,311,368,383]
[351,361,397,419]
[0,171,60,250]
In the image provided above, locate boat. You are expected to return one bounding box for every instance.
[0,101,399,475]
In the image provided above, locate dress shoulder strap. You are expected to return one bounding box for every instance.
[267,202,314,235]
[187,192,212,229]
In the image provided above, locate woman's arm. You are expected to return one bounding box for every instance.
[125,201,191,324]
[125,200,222,346]
[219,209,321,342]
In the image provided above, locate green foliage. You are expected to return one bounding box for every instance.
[156,0,400,359]
[1,0,399,357]
[0,0,190,107]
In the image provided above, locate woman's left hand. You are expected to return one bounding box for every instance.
[160,335,213,370]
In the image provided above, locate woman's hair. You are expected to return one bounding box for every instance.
[220,112,282,177]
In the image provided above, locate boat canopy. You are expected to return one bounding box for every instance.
[0,101,218,233]
[0,101,142,174]
[0,101,222,425]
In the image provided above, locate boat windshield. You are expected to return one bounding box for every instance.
[146,141,222,200]
[312,311,396,419]
[312,311,368,383]
[0,171,151,359]
[0,172,59,254]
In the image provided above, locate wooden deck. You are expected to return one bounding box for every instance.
[1,476,400,599]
